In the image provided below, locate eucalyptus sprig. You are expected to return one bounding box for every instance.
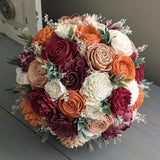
[41,59,61,83]
[109,73,132,87]
[75,117,88,138]
[141,79,153,98]
[96,135,105,147]
[18,27,33,47]
[5,56,21,67]
[133,57,145,69]
[100,98,112,115]
[6,84,32,99]
[98,27,115,46]
[86,141,94,152]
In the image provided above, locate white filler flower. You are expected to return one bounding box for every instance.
[16,67,29,85]
[109,30,133,56]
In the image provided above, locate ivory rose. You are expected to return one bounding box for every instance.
[75,25,101,44]
[44,80,66,101]
[86,43,116,72]
[87,115,113,133]
[58,90,86,118]
[80,72,113,103]
[111,54,135,80]
[109,30,133,56]
[28,57,48,88]
[16,67,29,85]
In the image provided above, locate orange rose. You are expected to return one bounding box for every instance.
[75,25,101,44]
[87,115,113,133]
[133,86,144,110]
[58,90,86,118]
[86,43,116,72]
[32,26,55,46]
[20,98,46,127]
[28,57,48,88]
[111,54,135,80]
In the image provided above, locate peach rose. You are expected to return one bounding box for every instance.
[58,90,86,118]
[32,26,55,46]
[28,57,48,88]
[132,86,144,110]
[111,54,135,80]
[86,43,116,72]
[75,25,101,44]
[87,115,113,133]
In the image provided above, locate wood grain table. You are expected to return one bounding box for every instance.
[0,34,160,160]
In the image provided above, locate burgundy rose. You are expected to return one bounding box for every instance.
[130,52,137,59]
[18,52,35,72]
[59,57,88,90]
[102,124,121,140]
[48,110,78,137]
[135,63,145,84]
[41,36,79,66]
[29,88,57,119]
[108,87,131,115]
[100,20,119,30]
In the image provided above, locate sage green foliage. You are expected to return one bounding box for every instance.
[110,72,132,87]
[41,59,61,83]
[100,98,112,115]
[141,79,153,98]
[98,27,114,46]
[6,84,32,99]
[41,131,50,143]
[18,27,33,47]
[5,56,21,67]
[133,57,145,69]
[86,141,94,152]
[75,117,88,138]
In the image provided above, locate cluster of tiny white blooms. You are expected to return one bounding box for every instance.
[125,79,139,106]
[44,80,66,101]
[80,72,113,103]
[137,44,148,53]
[16,67,29,85]
[113,115,123,127]
[109,30,133,56]
[81,101,102,119]
[76,130,101,142]
[55,23,77,40]
[134,111,147,124]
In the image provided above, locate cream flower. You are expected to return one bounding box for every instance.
[92,21,106,31]
[109,30,133,56]
[44,80,66,101]
[125,79,139,106]
[80,72,113,103]
[76,130,101,142]
[55,23,76,39]
[16,67,29,85]
[81,101,102,119]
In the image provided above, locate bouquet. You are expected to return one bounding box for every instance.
[6,13,152,151]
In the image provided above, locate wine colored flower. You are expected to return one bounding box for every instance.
[28,57,48,88]
[29,88,57,119]
[108,87,131,115]
[18,52,34,72]
[41,36,79,66]
[60,57,88,90]
[58,90,86,118]
[75,25,101,44]
[111,54,135,80]
[32,26,55,46]
[135,63,145,84]
[86,43,116,72]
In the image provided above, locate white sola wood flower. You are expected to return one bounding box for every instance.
[125,79,139,106]
[109,30,133,56]
[55,23,76,39]
[16,67,29,85]
[44,80,66,101]
[80,72,113,103]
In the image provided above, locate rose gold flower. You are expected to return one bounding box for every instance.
[130,40,138,53]
[86,43,116,72]
[28,57,48,88]
[87,115,113,133]
[57,136,85,148]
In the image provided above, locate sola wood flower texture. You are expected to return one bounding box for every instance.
[6,13,152,152]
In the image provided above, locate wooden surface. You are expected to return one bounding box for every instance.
[0,34,160,160]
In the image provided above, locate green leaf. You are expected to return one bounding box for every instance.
[100,99,112,115]
[86,141,94,152]
[5,56,21,67]
[98,29,104,35]
[97,135,105,145]
[41,131,50,143]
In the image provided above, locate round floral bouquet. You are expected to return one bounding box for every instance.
[6,13,152,151]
